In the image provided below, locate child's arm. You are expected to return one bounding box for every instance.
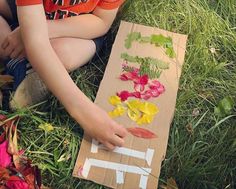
[17,4,127,149]
[47,7,119,39]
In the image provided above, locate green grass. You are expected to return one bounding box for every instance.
[2,0,236,188]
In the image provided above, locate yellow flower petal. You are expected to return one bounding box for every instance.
[109,95,121,106]
[128,108,141,121]
[138,102,159,115]
[126,100,142,111]
[108,105,126,118]
[39,123,54,132]
[137,114,154,125]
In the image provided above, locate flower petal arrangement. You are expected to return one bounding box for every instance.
[117,70,165,101]
[108,97,159,125]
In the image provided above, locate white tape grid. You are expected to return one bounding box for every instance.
[82,158,152,189]
[91,139,154,166]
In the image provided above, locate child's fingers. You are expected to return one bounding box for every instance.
[114,124,128,138]
[104,142,115,151]
[110,134,125,147]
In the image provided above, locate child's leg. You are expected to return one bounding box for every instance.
[0,0,13,21]
[50,37,96,72]
[0,16,11,61]
[10,37,97,109]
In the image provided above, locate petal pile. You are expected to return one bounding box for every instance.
[118,71,165,101]
[0,115,41,189]
[0,141,12,168]
[108,98,159,125]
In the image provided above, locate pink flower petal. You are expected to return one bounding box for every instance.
[139,75,149,85]
[117,91,131,101]
[130,92,141,98]
[0,141,12,168]
[119,74,129,81]
[134,83,145,92]
[120,70,139,81]
[151,80,161,87]
[142,91,152,100]
[157,85,165,93]
[150,89,160,97]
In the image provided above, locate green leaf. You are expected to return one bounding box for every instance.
[125,32,141,49]
[121,53,137,62]
[166,47,176,58]
[151,34,172,46]
[139,36,151,43]
[149,58,169,69]
[214,97,235,117]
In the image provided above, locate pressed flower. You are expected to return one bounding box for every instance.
[126,100,142,111]
[39,123,54,133]
[127,109,141,121]
[130,92,141,99]
[118,71,165,101]
[108,95,121,106]
[137,114,154,125]
[134,83,145,92]
[157,84,165,93]
[134,74,148,85]
[119,70,138,81]
[141,90,152,100]
[127,127,157,139]
[109,97,159,125]
[108,105,126,118]
[117,91,131,101]
[0,141,12,168]
[139,102,159,115]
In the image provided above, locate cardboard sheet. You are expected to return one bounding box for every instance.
[73,21,188,189]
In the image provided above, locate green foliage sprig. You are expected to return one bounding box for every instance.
[121,53,169,79]
[125,32,176,58]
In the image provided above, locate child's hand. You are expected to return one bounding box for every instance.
[1,27,25,59]
[74,103,128,150]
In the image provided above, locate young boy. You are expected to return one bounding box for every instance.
[0,0,127,149]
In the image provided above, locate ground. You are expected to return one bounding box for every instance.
[2,0,236,188]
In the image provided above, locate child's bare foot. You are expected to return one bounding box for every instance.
[73,102,128,150]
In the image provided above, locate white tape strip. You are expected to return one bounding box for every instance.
[139,175,148,189]
[82,158,151,177]
[82,158,151,189]
[116,170,124,184]
[91,139,154,166]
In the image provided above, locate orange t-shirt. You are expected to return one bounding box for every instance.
[16,0,125,19]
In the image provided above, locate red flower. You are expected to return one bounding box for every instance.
[117,91,131,101]
[0,141,12,168]
[6,176,29,189]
